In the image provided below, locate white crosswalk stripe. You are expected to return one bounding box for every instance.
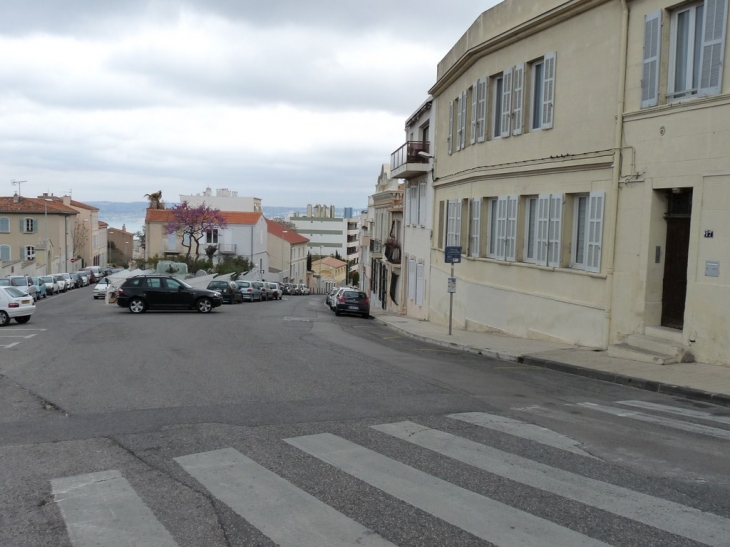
[51,405,730,546]
[286,432,611,547]
[372,420,730,547]
[448,411,596,457]
[577,402,730,441]
[174,447,396,547]
[616,400,730,425]
[51,470,178,547]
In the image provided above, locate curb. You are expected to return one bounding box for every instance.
[374,316,730,409]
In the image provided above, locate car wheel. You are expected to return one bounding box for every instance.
[361,313,369,319]
[0,311,9,327]
[15,316,31,324]
[197,297,213,313]
[129,298,147,314]
[335,308,341,316]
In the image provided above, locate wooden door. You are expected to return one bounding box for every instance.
[661,217,690,329]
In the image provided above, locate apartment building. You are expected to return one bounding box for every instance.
[392,97,434,321]
[289,205,360,269]
[424,0,730,367]
[266,218,310,284]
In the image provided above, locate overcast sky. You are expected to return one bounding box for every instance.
[1,2,499,209]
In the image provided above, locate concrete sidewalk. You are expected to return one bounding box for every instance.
[370,309,730,408]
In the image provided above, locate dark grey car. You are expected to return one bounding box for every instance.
[334,290,370,318]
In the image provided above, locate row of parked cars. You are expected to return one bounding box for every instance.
[325,286,370,318]
[0,266,113,326]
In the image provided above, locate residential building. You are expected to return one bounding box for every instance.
[52,196,102,268]
[0,195,77,275]
[311,256,348,293]
[106,224,135,267]
[424,0,730,368]
[392,97,434,320]
[145,210,269,277]
[369,165,404,312]
[266,218,310,283]
[289,204,360,270]
[429,0,622,347]
[180,187,262,212]
[358,208,371,293]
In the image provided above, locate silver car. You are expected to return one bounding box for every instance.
[235,280,262,302]
[53,274,68,292]
[41,275,60,295]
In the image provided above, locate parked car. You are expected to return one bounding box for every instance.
[116,275,223,313]
[41,275,59,295]
[77,272,90,286]
[0,286,36,326]
[93,277,111,299]
[281,283,292,295]
[207,280,243,304]
[80,266,103,282]
[60,273,74,290]
[53,274,68,292]
[334,289,370,318]
[252,281,271,301]
[266,282,282,300]
[325,287,339,307]
[299,284,310,295]
[291,284,301,295]
[7,276,37,302]
[235,280,262,302]
[329,287,355,311]
[69,272,82,289]
[31,277,47,299]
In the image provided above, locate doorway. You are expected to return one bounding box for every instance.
[661,190,692,329]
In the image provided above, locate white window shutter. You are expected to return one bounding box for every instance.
[496,196,508,258]
[460,90,467,150]
[506,195,518,261]
[447,100,454,155]
[536,195,550,264]
[699,0,728,96]
[500,67,513,138]
[471,80,478,144]
[642,11,661,107]
[547,193,563,267]
[586,192,605,273]
[512,64,524,136]
[477,77,487,142]
[471,198,481,257]
[19,218,25,233]
[455,199,462,247]
[416,262,424,306]
[542,52,556,129]
[419,181,426,227]
[408,257,416,300]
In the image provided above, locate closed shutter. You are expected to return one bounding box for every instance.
[19,218,25,233]
[408,185,415,226]
[506,195,518,261]
[512,64,524,136]
[460,90,467,150]
[456,95,463,151]
[542,52,556,129]
[416,262,424,306]
[586,192,605,273]
[496,196,508,258]
[477,77,487,142]
[500,67,513,138]
[642,11,661,107]
[447,100,454,155]
[471,80,478,144]
[419,181,426,227]
[699,0,728,96]
[547,194,563,267]
[536,194,550,264]
[0,245,9,261]
[471,198,481,257]
[454,199,462,247]
[408,257,416,300]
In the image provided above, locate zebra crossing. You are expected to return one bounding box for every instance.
[51,401,730,547]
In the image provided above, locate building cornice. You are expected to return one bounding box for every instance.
[623,93,730,122]
[429,0,611,97]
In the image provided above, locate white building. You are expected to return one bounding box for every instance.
[180,187,262,213]
[289,204,360,269]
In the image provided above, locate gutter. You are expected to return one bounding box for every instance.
[603,0,630,348]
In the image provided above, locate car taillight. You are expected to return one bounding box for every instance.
[118,288,124,295]
[247,289,252,292]
[363,298,369,306]
[338,295,344,302]
[8,303,19,308]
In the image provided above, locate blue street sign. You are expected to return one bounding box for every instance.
[445,246,462,264]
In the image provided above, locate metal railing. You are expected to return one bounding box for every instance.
[390,141,430,171]
[217,243,237,254]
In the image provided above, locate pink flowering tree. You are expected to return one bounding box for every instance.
[165,201,227,262]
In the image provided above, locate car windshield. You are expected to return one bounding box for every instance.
[54,276,63,281]
[10,278,25,286]
[97,278,108,285]
[3,287,27,298]
[42,276,53,283]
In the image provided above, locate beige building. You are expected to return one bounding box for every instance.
[266,218,310,284]
[0,195,77,275]
[425,0,730,367]
[311,256,348,292]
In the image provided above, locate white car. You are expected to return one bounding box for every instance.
[93,278,111,299]
[41,275,60,295]
[299,284,310,295]
[0,286,36,326]
[53,274,68,292]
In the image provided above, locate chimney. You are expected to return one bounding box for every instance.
[122,224,126,232]
[13,193,19,203]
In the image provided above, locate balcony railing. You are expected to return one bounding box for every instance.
[217,243,237,254]
[384,238,401,264]
[390,141,430,172]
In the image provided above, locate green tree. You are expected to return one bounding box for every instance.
[306,252,312,271]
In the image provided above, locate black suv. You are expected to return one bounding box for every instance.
[116,275,223,313]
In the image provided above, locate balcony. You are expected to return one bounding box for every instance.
[217,243,237,255]
[384,238,401,265]
[390,141,431,179]
[370,239,382,257]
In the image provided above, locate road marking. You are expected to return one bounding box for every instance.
[1,328,46,331]
[449,412,595,458]
[616,400,730,425]
[51,470,178,547]
[577,403,730,441]
[373,421,730,547]
[287,433,610,547]
[2,342,19,348]
[381,336,402,340]
[414,349,459,353]
[175,448,395,547]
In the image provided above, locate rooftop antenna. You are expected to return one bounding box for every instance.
[11,179,27,196]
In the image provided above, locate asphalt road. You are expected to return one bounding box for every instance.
[1,286,729,546]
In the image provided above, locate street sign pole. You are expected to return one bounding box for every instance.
[449,263,454,335]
